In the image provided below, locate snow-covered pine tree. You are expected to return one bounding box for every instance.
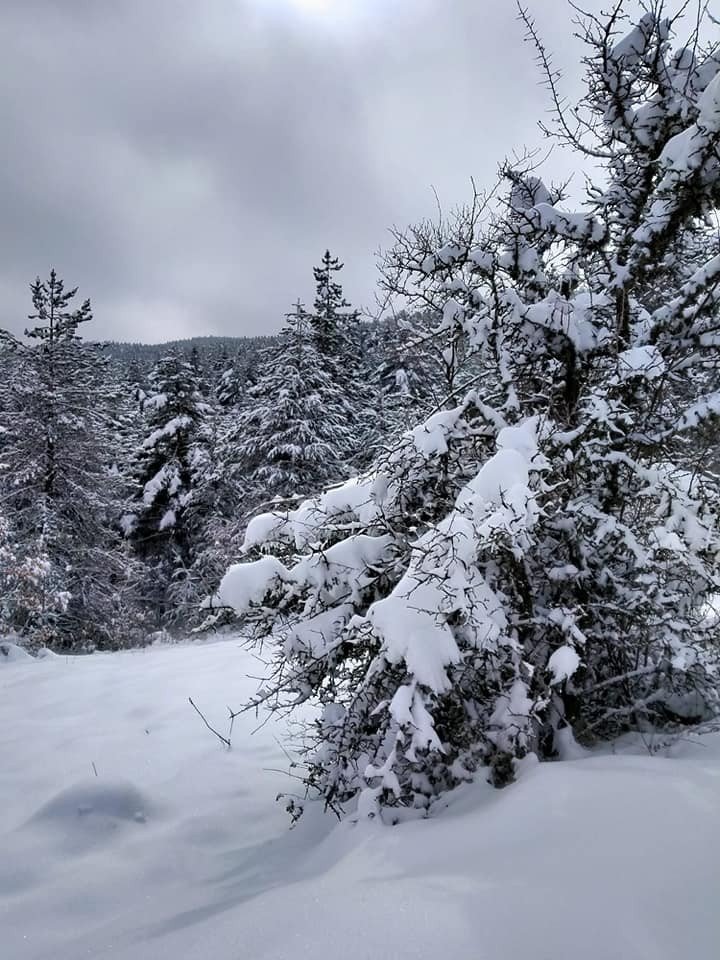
[0,272,135,649]
[0,506,70,649]
[309,250,359,355]
[306,250,376,469]
[221,301,357,510]
[124,353,211,627]
[217,361,242,409]
[211,3,720,818]
[188,306,362,626]
[168,385,241,623]
[216,343,261,409]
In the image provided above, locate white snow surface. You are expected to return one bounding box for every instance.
[547,644,582,684]
[214,555,288,615]
[2,638,720,960]
[617,344,666,380]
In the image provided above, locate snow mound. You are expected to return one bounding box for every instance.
[0,640,34,663]
[30,780,152,850]
[0,640,57,663]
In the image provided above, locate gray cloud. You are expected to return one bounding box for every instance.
[0,0,614,342]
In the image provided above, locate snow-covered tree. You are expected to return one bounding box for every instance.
[0,272,134,649]
[124,354,211,626]
[379,194,492,403]
[216,342,263,409]
[210,4,720,819]
[365,312,445,450]
[168,398,238,624]
[217,359,244,409]
[305,251,376,465]
[0,508,70,648]
[221,302,357,511]
[308,250,359,356]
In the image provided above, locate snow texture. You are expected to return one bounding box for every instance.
[617,345,666,380]
[214,556,288,616]
[1,639,719,960]
[548,644,582,684]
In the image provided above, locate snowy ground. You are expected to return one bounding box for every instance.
[2,638,720,960]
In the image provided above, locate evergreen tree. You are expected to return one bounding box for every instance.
[124,354,210,627]
[195,303,364,625]
[307,251,375,468]
[309,250,359,355]
[0,507,70,649]
[222,302,356,510]
[216,343,264,409]
[211,4,720,818]
[170,395,236,623]
[0,271,135,649]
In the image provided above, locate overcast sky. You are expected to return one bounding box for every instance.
[1,0,614,343]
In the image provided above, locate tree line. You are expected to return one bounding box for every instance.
[0,255,445,649]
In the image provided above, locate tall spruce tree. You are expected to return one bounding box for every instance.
[307,251,374,468]
[222,302,356,510]
[211,3,720,819]
[0,272,133,649]
[309,250,359,355]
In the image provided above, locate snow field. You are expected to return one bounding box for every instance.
[2,638,720,960]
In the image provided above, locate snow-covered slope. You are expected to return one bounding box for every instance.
[2,639,719,960]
